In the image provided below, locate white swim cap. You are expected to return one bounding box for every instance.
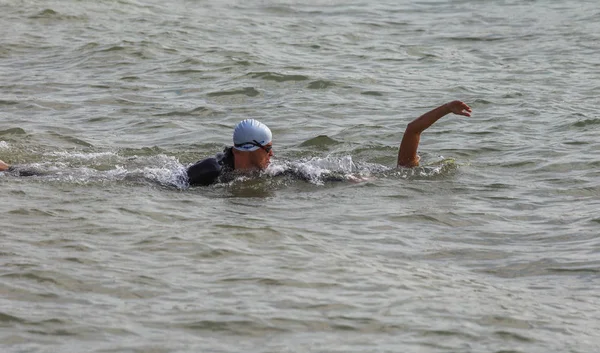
[233,119,272,151]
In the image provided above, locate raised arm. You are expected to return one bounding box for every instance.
[0,160,9,171]
[397,100,471,167]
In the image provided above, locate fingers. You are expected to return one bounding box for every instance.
[455,101,471,110]
[450,101,472,116]
[462,103,472,116]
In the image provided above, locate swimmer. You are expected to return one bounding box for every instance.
[187,100,471,186]
[2,100,470,183]
[186,119,273,186]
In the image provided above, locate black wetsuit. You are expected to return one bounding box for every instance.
[6,166,43,177]
[186,147,235,186]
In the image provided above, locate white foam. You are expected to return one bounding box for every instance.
[264,160,286,176]
[266,155,455,183]
[0,141,9,149]
[7,153,189,188]
[266,155,373,184]
[43,151,119,160]
[142,166,188,189]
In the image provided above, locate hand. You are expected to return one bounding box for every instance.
[446,100,472,117]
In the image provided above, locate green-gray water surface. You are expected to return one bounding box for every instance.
[1,0,599,352]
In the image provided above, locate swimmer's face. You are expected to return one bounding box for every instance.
[251,142,273,169]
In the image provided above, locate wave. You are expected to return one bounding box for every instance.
[28,9,87,21]
[247,71,309,82]
[2,152,188,189]
[1,149,458,189]
[207,87,260,97]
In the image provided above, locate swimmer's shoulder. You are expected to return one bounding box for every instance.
[186,148,235,186]
[186,157,222,186]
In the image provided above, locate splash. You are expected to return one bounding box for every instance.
[385,157,458,180]
[2,150,457,188]
[263,155,457,184]
[43,151,118,161]
[4,150,189,189]
[264,155,389,185]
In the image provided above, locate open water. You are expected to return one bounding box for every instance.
[1,0,599,352]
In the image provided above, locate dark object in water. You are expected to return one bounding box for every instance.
[7,166,44,177]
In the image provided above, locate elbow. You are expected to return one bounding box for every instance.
[405,121,420,135]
